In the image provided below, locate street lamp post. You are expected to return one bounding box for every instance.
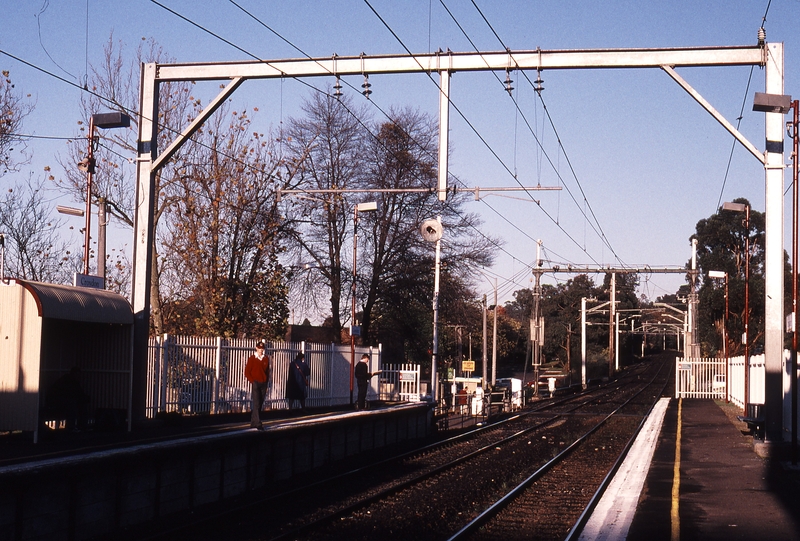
[477,272,498,388]
[788,98,799,462]
[350,201,377,406]
[491,278,497,387]
[722,201,750,413]
[78,112,130,278]
[482,294,488,386]
[792,99,799,462]
[421,217,444,403]
[709,270,729,402]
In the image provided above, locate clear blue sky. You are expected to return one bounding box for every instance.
[2,0,798,313]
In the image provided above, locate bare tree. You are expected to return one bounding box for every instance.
[0,71,78,283]
[358,109,498,351]
[0,70,34,176]
[55,36,201,333]
[284,92,370,338]
[0,177,79,283]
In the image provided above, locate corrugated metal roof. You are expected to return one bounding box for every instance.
[17,280,133,325]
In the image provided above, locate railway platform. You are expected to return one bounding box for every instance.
[0,402,433,541]
[582,398,800,541]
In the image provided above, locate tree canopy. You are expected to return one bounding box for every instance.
[692,198,788,357]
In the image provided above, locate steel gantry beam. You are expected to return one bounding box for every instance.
[133,43,785,431]
[153,46,763,81]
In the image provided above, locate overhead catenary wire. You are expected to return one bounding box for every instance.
[434,0,607,265]
[222,0,563,274]
[716,0,772,208]
[4,4,656,296]
[144,0,553,292]
[150,0,602,279]
[363,0,603,268]
[464,0,624,267]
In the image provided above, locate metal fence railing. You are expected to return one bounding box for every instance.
[675,354,766,406]
[377,363,421,403]
[146,335,421,418]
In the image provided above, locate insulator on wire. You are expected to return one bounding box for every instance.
[535,72,544,95]
[505,70,514,96]
[361,74,372,98]
[333,76,342,98]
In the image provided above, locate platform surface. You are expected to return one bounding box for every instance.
[584,398,800,541]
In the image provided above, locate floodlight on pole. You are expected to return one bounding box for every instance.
[752,92,793,114]
[722,201,750,412]
[709,270,729,402]
[421,217,444,402]
[56,205,84,217]
[79,112,131,278]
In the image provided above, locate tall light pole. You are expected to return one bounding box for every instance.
[350,201,377,406]
[477,271,498,387]
[421,217,444,402]
[723,201,750,413]
[786,98,799,462]
[78,112,130,277]
[482,294,488,386]
[532,240,543,395]
[491,277,497,387]
[709,270,729,402]
[790,98,799,463]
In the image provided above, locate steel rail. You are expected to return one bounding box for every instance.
[446,358,670,540]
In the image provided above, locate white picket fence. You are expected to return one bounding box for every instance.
[146,335,420,418]
[678,351,800,441]
[675,354,766,407]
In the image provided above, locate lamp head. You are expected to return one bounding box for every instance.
[420,218,443,242]
[753,92,792,114]
[77,157,95,173]
[722,201,747,213]
[91,112,131,129]
[356,201,378,213]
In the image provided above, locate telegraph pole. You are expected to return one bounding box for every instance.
[608,272,616,378]
[532,240,543,395]
[482,294,488,387]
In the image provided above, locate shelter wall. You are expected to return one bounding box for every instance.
[0,283,42,431]
[39,319,132,412]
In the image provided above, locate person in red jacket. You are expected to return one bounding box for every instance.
[245,342,271,430]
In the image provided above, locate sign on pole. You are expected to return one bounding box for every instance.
[74,273,105,290]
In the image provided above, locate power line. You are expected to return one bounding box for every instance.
[5,133,77,141]
[434,0,606,265]
[217,1,548,272]
[465,0,622,266]
[363,0,603,267]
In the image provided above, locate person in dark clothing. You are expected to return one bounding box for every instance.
[285,352,311,411]
[244,342,271,430]
[46,366,90,431]
[354,353,379,410]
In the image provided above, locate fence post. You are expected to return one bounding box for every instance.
[213,336,222,414]
[674,356,679,399]
[149,335,159,418]
[159,334,170,414]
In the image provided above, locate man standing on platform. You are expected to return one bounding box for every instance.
[245,342,271,430]
[355,353,379,410]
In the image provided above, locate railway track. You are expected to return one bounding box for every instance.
[141,355,672,541]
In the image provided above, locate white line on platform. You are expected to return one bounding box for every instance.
[579,396,670,541]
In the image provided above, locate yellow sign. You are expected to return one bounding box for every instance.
[462,360,475,372]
